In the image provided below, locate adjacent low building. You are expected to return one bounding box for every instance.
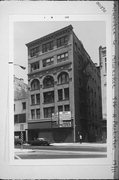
[14,76,28,141]
[99,46,107,142]
[26,25,102,143]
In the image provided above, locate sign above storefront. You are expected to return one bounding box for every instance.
[52,111,72,128]
[52,111,71,121]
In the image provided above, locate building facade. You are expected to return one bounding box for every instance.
[99,46,107,142]
[14,76,28,141]
[26,25,102,143]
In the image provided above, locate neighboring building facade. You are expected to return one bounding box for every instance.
[26,25,102,143]
[99,46,107,142]
[14,76,28,141]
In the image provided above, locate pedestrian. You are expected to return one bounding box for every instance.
[79,134,82,143]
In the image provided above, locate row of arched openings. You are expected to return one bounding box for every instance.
[31,72,69,91]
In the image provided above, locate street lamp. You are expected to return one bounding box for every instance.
[9,62,26,70]
[14,63,26,70]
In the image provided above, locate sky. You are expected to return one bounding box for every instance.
[14,21,106,84]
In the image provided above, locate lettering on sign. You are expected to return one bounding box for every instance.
[60,122,71,127]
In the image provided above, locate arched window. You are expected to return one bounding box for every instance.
[43,76,54,88]
[31,79,40,91]
[58,72,69,84]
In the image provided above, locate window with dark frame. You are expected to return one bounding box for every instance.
[31,61,39,72]
[31,109,35,119]
[58,106,63,112]
[36,93,40,104]
[31,79,40,91]
[57,36,68,48]
[42,57,54,67]
[43,76,54,88]
[64,88,69,100]
[44,91,54,104]
[42,41,53,53]
[44,107,54,118]
[19,114,26,123]
[31,95,35,105]
[30,46,39,57]
[14,114,26,123]
[58,89,63,101]
[64,105,70,111]
[57,52,68,63]
[14,115,19,124]
[36,109,40,119]
[58,72,69,84]
[22,102,26,110]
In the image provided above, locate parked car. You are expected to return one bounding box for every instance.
[28,138,50,146]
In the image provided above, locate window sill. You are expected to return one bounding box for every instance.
[31,103,40,106]
[57,82,69,86]
[43,86,54,89]
[43,102,55,104]
[58,99,69,102]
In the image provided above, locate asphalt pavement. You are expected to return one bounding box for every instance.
[14,142,107,159]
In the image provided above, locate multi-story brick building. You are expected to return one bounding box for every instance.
[99,46,107,142]
[26,25,102,142]
[14,76,28,141]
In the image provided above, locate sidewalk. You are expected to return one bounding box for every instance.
[14,142,107,153]
[14,148,35,153]
[50,142,107,147]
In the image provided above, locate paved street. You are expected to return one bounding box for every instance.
[14,143,107,159]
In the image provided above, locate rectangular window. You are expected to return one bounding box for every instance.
[44,107,54,118]
[36,94,40,104]
[31,61,39,72]
[14,115,19,124]
[57,52,68,63]
[57,36,68,48]
[30,46,39,57]
[64,105,70,111]
[36,109,40,119]
[64,88,69,100]
[31,109,35,119]
[58,106,63,112]
[42,57,54,67]
[22,102,26,110]
[19,114,26,123]
[31,95,35,105]
[42,41,53,53]
[44,91,54,104]
[14,114,26,123]
[58,89,63,101]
